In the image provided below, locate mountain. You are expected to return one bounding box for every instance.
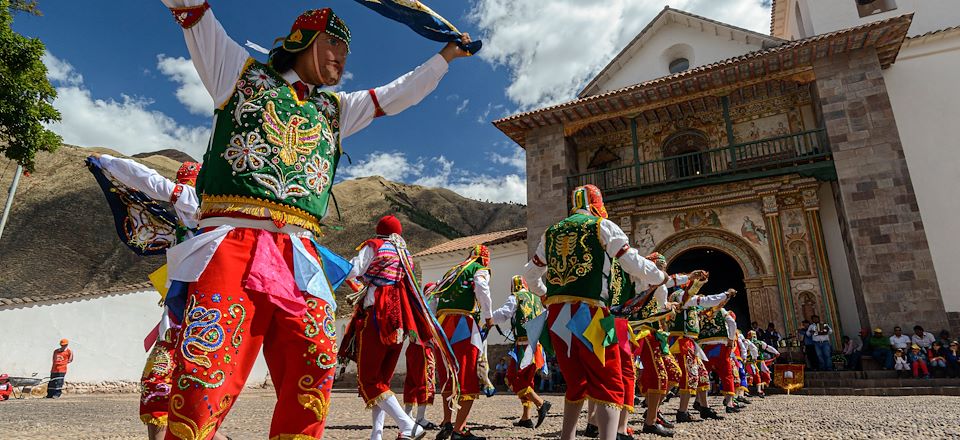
[0,145,526,301]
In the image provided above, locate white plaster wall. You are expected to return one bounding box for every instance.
[418,242,529,346]
[884,33,960,313]
[0,291,268,384]
[599,22,766,93]
[797,0,960,38]
[818,183,862,337]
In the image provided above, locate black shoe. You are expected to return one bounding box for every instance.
[657,411,674,429]
[698,407,724,420]
[617,433,635,440]
[583,423,599,438]
[641,424,674,438]
[736,397,752,404]
[663,389,676,403]
[417,420,438,430]
[725,406,740,414]
[451,429,485,440]
[535,400,552,428]
[435,422,453,440]
[692,401,705,412]
[513,419,534,428]
[734,402,746,410]
[675,411,694,423]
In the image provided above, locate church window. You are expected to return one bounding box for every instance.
[855,0,897,18]
[668,58,689,74]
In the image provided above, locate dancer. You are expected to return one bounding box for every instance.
[342,215,439,440]
[404,283,440,430]
[668,283,731,423]
[524,184,666,440]
[433,245,494,440]
[157,1,472,437]
[698,298,740,413]
[88,153,226,440]
[490,276,552,429]
[747,330,779,397]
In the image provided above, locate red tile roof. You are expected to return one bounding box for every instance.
[413,228,527,258]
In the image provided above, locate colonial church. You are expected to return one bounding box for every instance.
[494,0,960,342]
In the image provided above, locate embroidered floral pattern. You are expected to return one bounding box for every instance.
[304,155,331,192]
[224,132,269,172]
[246,67,277,90]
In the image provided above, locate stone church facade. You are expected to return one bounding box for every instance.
[495,3,960,342]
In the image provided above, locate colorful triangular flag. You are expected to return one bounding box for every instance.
[521,312,547,369]
[582,309,608,364]
[449,317,471,345]
[549,303,573,356]
[566,305,593,353]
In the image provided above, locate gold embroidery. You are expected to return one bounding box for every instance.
[262,101,323,166]
[168,394,231,440]
[289,29,304,43]
[297,375,329,422]
[547,227,594,286]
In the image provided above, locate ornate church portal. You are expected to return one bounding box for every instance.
[668,248,749,330]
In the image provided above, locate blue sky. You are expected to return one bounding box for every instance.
[14,0,771,203]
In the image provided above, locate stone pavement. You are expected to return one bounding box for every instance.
[0,390,959,439]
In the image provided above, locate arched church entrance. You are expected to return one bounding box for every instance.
[667,248,750,330]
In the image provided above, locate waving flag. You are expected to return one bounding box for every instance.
[86,156,179,256]
[353,0,483,54]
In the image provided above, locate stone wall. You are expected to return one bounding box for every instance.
[525,125,576,256]
[814,47,948,330]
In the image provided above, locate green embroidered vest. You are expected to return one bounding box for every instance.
[436,261,485,314]
[668,290,703,337]
[608,258,662,328]
[196,59,341,233]
[511,289,544,339]
[697,308,730,343]
[544,213,606,301]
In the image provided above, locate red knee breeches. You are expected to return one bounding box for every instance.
[403,342,436,405]
[437,314,480,400]
[356,310,403,407]
[506,355,537,407]
[703,343,735,396]
[546,302,624,408]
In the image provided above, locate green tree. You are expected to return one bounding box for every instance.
[0,0,61,172]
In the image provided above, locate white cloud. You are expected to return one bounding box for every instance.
[455,99,470,115]
[157,55,214,116]
[341,152,527,204]
[339,151,424,182]
[43,52,210,160]
[469,0,771,110]
[489,145,525,173]
[321,71,354,92]
[476,102,504,124]
[42,51,83,86]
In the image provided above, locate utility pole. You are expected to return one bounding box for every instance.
[0,164,23,241]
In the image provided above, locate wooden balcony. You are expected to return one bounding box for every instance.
[567,129,835,200]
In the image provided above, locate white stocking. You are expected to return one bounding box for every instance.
[371,407,386,440]
[417,404,429,423]
[379,395,416,434]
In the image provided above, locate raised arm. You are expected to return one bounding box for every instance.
[346,243,376,280]
[338,54,448,139]
[161,0,249,106]
[725,313,738,341]
[683,292,728,309]
[97,154,199,228]
[599,219,665,287]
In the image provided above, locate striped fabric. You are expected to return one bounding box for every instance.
[363,242,404,286]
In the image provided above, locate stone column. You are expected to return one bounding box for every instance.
[802,188,843,345]
[524,125,577,256]
[814,47,947,330]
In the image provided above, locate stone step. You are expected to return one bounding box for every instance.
[805,378,960,388]
[788,386,960,397]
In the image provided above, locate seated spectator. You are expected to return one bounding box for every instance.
[889,326,911,351]
[937,330,951,348]
[911,326,936,351]
[841,335,862,371]
[928,341,948,376]
[867,328,894,370]
[763,322,782,347]
[893,349,910,378]
[0,374,11,401]
[908,344,930,378]
[947,341,960,378]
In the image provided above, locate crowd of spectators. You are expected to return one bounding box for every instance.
[804,323,960,378]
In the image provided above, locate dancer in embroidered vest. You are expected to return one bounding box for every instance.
[698,299,740,413]
[432,245,494,440]
[489,276,552,429]
[746,330,779,398]
[87,153,226,440]
[523,185,666,440]
[157,2,472,438]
